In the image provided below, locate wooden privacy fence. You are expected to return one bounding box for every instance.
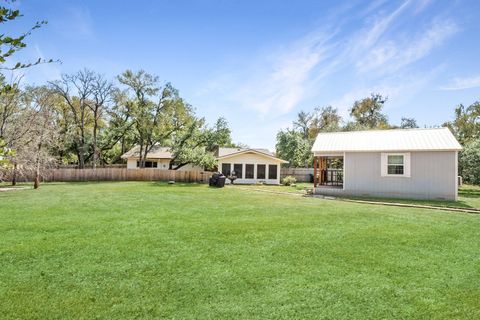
[42,168,213,183]
[280,168,314,182]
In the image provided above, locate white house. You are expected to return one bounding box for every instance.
[120,145,202,171]
[121,145,288,185]
[216,148,288,185]
[311,127,462,200]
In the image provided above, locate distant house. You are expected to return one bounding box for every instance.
[121,145,288,185]
[120,145,202,171]
[311,128,462,200]
[216,147,288,185]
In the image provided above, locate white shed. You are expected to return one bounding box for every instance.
[311,128,462,200]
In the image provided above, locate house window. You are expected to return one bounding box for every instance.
[381,153,410,177]
[221,163,231,175]
[137,161,157,168]
[234,163,243,179]
[268,164,278,179]
[387,155,404,175]
[245,164,254,179]
[257,164,266,179]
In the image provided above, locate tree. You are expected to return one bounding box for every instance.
[118,70,190,168]
[168,117,234,170]
[276,129,312,168]
[400,117,419,129]
[293,111,312,139]
[459,138,480,185]
[22,86,58,188]
[350,93,389,129]
[309,106,342,137]
[443,102,480,145]
[89,74,113,168]
[0,0,54,71]
[50,69,96,168]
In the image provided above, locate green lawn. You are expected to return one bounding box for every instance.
[1,182,479,319]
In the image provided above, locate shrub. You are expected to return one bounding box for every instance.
[282,176,297,186]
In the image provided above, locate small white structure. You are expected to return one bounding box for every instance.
[311,128,462,200]
[216,148,288,185]
[121,145,202,171]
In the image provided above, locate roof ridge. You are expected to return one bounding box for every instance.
[315,127,448,135]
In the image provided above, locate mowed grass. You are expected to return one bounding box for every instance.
[1,182,479,319]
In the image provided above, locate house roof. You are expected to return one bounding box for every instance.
[121,145,288,163]
[121,145,172,159]
[216,147,288,163]
[311,127,462,153]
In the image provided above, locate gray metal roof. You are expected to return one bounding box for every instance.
[312,127,462,153]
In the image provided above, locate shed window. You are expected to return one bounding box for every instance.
[387,155,404,175]
[221,163,231,175]
[234,164,243,179]
[268,164,278,179]
[245,164,254,179]
[257,165,266,179]
[381,153,410,177]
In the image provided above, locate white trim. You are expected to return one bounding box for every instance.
[217,149,288,163]
[381,153,411,178]
[342,152,346,190]
[455,151,458,201]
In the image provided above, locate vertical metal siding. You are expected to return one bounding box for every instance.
[343,151,457,200]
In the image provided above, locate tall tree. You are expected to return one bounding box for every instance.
[276,129,312,168]
[293,111,312,139]
[443,102,480,145]
[118,70,186,168]
[89,74,112,168]
[350,93,389,129]
[400,117,419,129]
[22,86,58,188]
[168,117,234,170]
[50,69,96,168]
[309,106,342,137]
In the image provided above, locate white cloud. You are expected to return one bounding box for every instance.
[439,75,480,91]
[196,0,460,133]
[233,30,333,115]
[355,19,458,74]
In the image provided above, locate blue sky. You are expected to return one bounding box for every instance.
[7,0,480,149]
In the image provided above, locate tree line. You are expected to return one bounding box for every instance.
[276,94,480,185]
[0,70,236,186]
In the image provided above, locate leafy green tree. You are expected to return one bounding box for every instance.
[50,70,97,169]
[443,102,480,145]
[459,138,480,185]
[293,111,312,139]
[276,129,312,168]
[350,93,389,129]
[309,106,342,137]
[400,117,419,129]
[168,117,234,170]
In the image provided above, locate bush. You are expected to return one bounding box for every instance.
[460,138,480,185]
[282,176,297,186]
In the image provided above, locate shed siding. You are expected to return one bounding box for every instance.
[343,151,457,200]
